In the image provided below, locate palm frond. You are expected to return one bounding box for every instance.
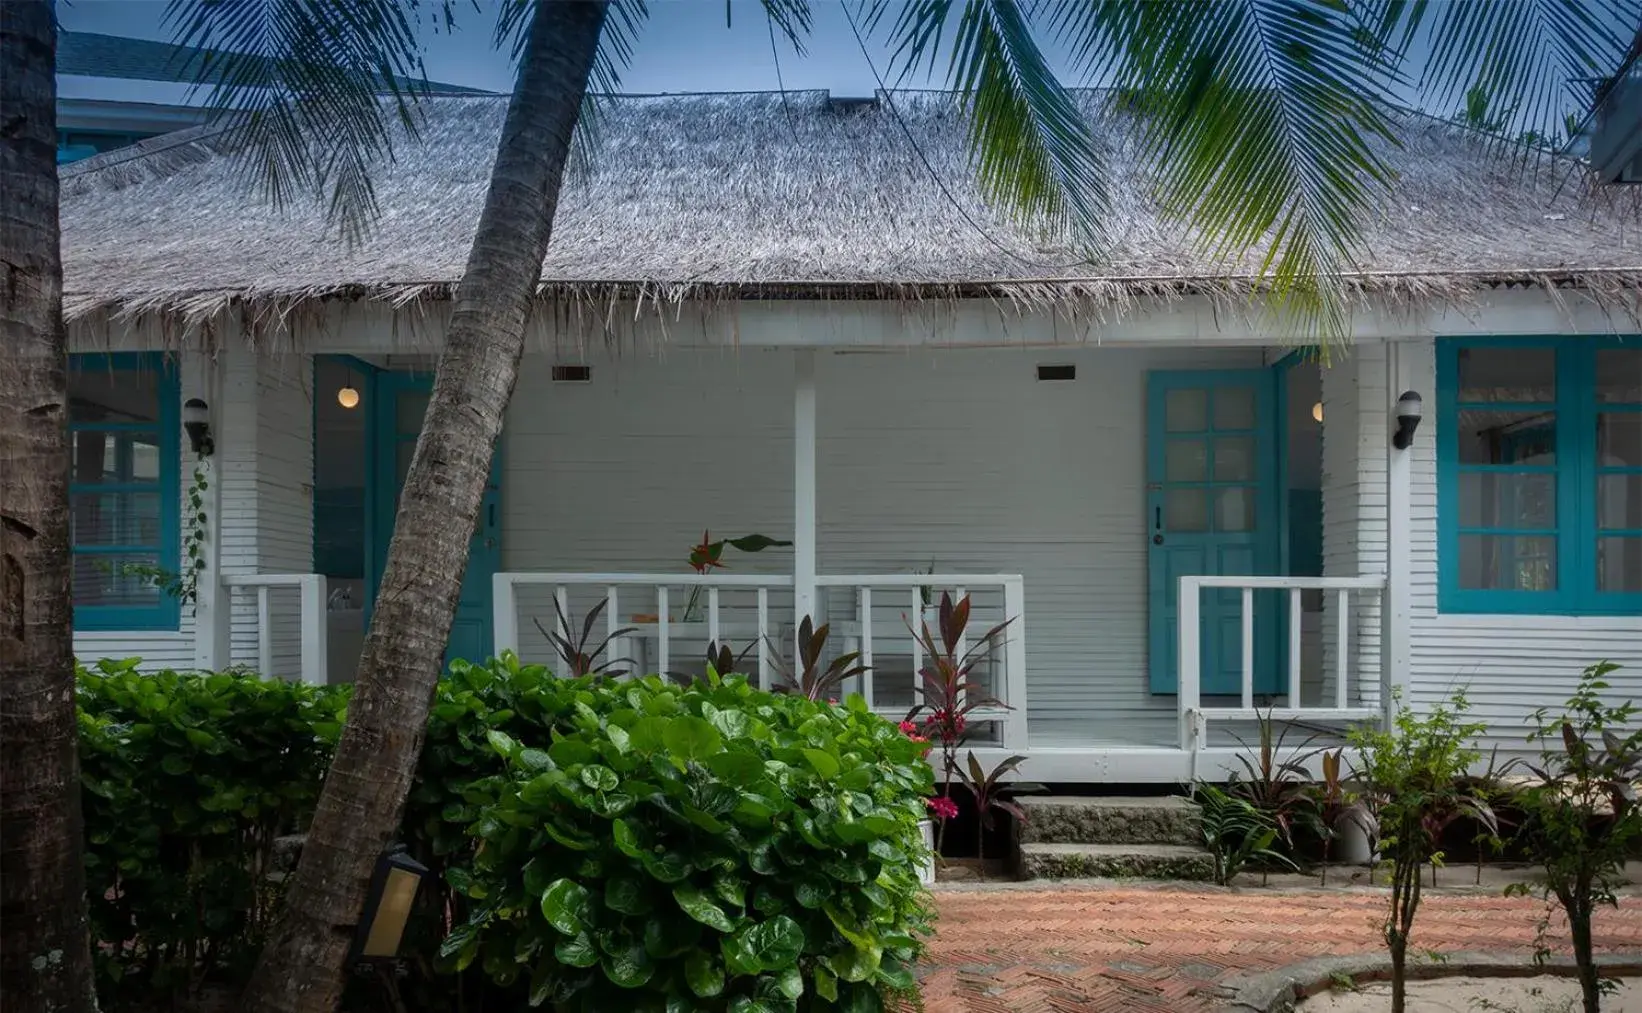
[1373,0,1641,150]
[1048,0,1405,342]
[759,0,813,55]
[163,0,428,245]
[877,0,1110,250]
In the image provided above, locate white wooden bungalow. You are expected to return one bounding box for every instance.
[57,91,1642,783]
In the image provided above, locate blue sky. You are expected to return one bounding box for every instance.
[58,0,946,95]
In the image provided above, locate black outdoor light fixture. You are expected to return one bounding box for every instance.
[1392,390,1423,449]
[182,398,215,457]
[349,845,429,963]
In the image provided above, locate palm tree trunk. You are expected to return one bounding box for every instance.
[0,4,101,1011]
[240,5,609,1012]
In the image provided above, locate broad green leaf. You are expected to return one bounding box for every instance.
[549,737,596,767]
[603,942,654,988]
[674,883,735,932]
[685,950,725,998]
[581,764,619,791]
[554,932,599,968]
[664,715,724,761]
[605,876,652,916]
[644,916,701,959]
[712,872,746,909]
[837,978,884,1013]
[793,876,831,909]
[639,848,691,883]
[612,818,643,858]
[705,750,766,785]
[540,878,592,936]
[774,964,804,1000]
[518,747,553,772]
[824,944,882,984]
[723,915,805,974]
[801,748,840,780]
[486,729,518,759]
[815,964,838,1002]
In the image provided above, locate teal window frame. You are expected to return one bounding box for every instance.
[1437,335,1642,616]
[69,353,181,631]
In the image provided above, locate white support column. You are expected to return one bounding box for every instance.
[190,348,230,672]
[1380,341,1414,726]
[793,350,818,624]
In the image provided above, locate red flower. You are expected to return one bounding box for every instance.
[925,796,960,820]
[688,530,726,574]
[898,720,918,735]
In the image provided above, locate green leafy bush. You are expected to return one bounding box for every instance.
[426,655,936,1013]
[77,658,349,1007]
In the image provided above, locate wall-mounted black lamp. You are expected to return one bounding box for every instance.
[349,845,429,964]
[182,398,215,457]
[1392,390,1423,449]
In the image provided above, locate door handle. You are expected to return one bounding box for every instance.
[1152,506,1165,545]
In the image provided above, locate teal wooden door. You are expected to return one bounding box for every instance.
[1147,370,1281,694]
[370,372,502,666]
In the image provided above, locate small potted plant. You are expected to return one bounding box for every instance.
[632,530,790,623]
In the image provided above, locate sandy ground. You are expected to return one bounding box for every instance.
[1299,976,1642,1012]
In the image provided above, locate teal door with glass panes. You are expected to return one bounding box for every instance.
[369,371,502,666]
[1146,370,1282,694]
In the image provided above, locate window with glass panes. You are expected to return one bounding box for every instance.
[69,354,179,630]
[1437,338,1641,614]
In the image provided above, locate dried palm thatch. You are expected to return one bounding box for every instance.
[58,90,1642,339]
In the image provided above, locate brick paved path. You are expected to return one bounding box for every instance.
[922,885,1642,1012]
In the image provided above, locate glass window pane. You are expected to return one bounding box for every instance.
[73,553,162,608]
[1166,488,1208,532]
[1215,487,1255,532]
[1458,534,1557,591]
[1213,387,1257,430]
[70,492,162,546]
[69,365,161,423]
[1213,437,1256,482]
[1165,440,1208,482]
[395,391,430,432]
[1595,349,1642,404]
[1456,410,1556,465]
[71,431,160,484]
[1458,472,1556,529]
[1598,537,1642,593]
[1165,389,1207,432]
[1597,413,1642,467]
[1598,475,1642,531]
[1456,346,1555,403]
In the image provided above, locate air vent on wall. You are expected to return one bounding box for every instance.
[551,365,591,383]
[1036,364,1076,381]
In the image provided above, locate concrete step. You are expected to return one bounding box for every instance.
[1017,794,1200,846]
[1020,842,1217,882]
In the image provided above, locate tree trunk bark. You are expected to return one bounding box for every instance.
[239,5,609,1012]
[1568,902,1599,1013]
[0,4,102,1011]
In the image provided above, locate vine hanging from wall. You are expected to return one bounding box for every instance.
[116,461,210,615]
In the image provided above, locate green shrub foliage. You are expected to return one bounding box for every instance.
[425,654,936,1013]
[77,658,349,1006]
[79,655,936,1012]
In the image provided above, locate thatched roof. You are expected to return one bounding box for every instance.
[58,90,1642,327]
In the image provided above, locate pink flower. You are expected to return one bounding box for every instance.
[898,720,918,736]
[925,796,960,820]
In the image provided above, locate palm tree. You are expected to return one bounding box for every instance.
[0,3,101,1012]
[100,1,1642,1010]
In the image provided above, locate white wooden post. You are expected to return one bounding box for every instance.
[1002,577,1028,750]
[299,574,328,685]
[1177,577,1201,750]
[1240,587,1255,710]
[1381,341,1414,727]
[858,586,874,706]
[492,573,519,656]
[757,588,770,689]
[1336,588,1352,709]
[256,586,272,677]
[657,586,671,677]
[793,351,818,629]
[1287,587,1303,704]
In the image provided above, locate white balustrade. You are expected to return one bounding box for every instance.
[1177,575,1385,751]
[221,573,328,685]
[492,571,1029,750]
